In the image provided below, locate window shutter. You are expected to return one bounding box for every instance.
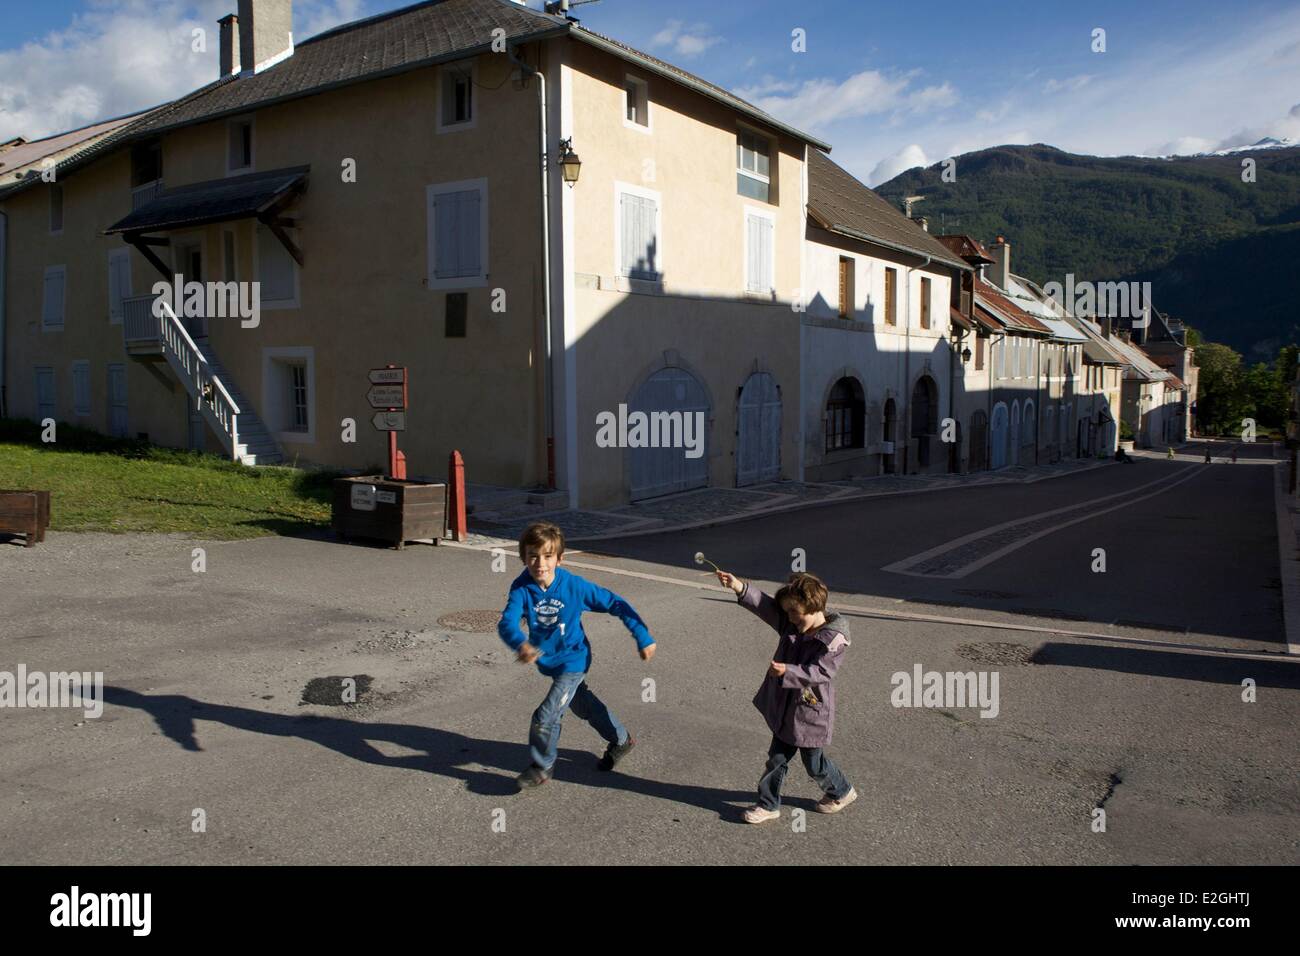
[459,190,480,277]
[73,364,90,415]
[258,226,295,301]
[109,258,123,322]
[43,270,64,328]
[622,194,657,278]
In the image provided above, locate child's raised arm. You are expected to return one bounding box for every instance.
[496,583,529,652]
[582,579,656,655]
[718,571,784,634]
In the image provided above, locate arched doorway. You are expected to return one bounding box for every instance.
[628,366,710,501]
[990,402,1008,469]
[969,410,988,472]
[911,376,938,469]
[737,372,781,486]
[1010,401,1021,467]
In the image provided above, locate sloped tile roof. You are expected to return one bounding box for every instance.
[807,149,970,271]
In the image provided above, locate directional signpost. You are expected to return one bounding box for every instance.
[368,366,408,479]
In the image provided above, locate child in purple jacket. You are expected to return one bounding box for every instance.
[717,569,857,824]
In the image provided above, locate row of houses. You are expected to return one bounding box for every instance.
[0,0,1198,510]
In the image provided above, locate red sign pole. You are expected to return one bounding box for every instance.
[382,364,407,480]
[448,450,467,541]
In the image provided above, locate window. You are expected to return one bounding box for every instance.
[825,377,865,452]
[227,118,253,173]
[258,224,299,306]
[920,276,931,329]
[446,292,467,337]
[72,361,91,417]
[427,179,488,288]
[42,265,66,331]
[50,184,63,234]
[262,347,315,443]
[35,367,55,422]
[616,184,661,280]
[838,257,853,318]
[744,209,775,295]
[975,334,985,370]
[439,64,474,130]
[289,364,308,431]
[884,268,896,326]
[737,128,771,201]
[624,75,649,130]
[108,249,131,325]
[130,140,162,187]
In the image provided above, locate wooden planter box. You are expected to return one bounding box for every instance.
[331,476,445,550]
[0,490,51,547]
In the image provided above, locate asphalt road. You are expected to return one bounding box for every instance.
[0,443,1295,865]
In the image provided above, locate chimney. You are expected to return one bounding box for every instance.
[237,0,294,75]
[990,236,1010,290]
[914,216,929,232]
[219,14,240,77]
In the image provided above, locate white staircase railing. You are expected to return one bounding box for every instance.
[154,301,242,461]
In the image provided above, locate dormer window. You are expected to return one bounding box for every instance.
[227,117,253,173]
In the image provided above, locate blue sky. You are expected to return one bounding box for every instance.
[3,0,1299,185]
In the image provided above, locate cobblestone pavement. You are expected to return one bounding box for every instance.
[459,457,1119,546]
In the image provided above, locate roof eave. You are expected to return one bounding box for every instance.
[813,216,971,272]
[571,28,831,152]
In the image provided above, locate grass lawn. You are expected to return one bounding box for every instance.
[0,419,343,539]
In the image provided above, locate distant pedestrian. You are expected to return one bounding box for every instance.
[1205,445,1212,463]
[715,569,857,823]
[496,522,656,790]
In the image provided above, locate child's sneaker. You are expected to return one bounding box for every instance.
[814,787,857,814]
[515,765,551,790]
[597,734,636,771]
[742,805,781,824]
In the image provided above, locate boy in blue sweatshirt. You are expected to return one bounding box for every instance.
[497,521,657,790]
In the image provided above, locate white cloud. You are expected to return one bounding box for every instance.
[734,69,956,131]
[869,144,928,186]
[1043,74,1094,94]
[1150,135,1217,156]
[0,0,369,142]
[649,19,723,59]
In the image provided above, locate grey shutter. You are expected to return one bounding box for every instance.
[43,270,64,328]
[622,194,657,278]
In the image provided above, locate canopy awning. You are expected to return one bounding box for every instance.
[105,166,308,277]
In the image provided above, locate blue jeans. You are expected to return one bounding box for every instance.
[528,671,628,772]
[757,735,852,810]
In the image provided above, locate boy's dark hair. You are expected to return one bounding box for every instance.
[776,572,828,614]
[519,521,565,563]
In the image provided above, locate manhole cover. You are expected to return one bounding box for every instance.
[955,642,1035,666]
[301,675,374,706]
[437,610,500,632]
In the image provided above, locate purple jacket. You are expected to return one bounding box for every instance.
[738,582,850,748]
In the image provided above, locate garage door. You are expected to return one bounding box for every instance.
[628,367,709,501]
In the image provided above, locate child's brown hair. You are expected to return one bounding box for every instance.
[518,521,565,563]
[776,572,829,614]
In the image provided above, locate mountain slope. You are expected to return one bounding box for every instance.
[875,144,1300,358]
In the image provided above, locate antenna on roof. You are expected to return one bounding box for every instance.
[544,0,603,21]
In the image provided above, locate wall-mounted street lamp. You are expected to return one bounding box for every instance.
[961,347,972,363]
[557,138,581,186]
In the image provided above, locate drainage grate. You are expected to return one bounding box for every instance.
[956,642,1036,666]
[1011,607,1090,622]
[301,675,374,706]
[437,610,501,632]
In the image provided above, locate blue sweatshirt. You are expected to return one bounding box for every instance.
[497,566,654,676]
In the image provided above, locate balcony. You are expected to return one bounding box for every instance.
[122,294,162,356]
[131,179,163,210]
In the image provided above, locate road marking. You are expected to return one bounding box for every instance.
[881,464,1207,579]
[441,541,1295,663]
